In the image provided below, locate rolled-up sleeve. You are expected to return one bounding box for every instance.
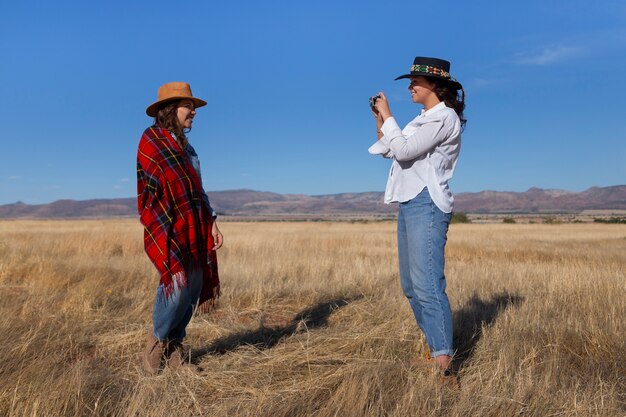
[368,139,394,159]
[379,116,448,161]
[202,192,217,220]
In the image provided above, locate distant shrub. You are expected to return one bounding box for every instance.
[593,217,626,224]
[109,244,123,257]
[543,216,561,224]
[451,212,471,223]
[502,217,516,224]
[348,219,370,224]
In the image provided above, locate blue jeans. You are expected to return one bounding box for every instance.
[152,268,203,342]
[397,188,453,357]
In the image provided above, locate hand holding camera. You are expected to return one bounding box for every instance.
[369,94,381,109]
[369,92,391,121]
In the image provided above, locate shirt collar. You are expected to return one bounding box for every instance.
[420,101,446,117]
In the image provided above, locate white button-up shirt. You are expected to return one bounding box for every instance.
[368,102,462,213]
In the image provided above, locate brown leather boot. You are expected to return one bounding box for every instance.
[166,340,199,372]
[142,333,165,375]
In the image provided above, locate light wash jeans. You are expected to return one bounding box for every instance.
[152,267,203,342]
[397,188,454,357]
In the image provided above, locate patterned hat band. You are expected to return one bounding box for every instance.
[410,64,453,80]
[396,57,462,88]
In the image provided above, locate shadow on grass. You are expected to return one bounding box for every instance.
[452,292,525,371]
[194,295,362,360]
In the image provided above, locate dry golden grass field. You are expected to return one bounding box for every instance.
[0,219,624,417]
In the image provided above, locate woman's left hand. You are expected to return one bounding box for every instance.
[374,92,392,121]
[211,221,223,250]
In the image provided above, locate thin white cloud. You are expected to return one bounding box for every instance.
[516,45,584,66]
[469,78,495,88]
[114,178,129,189]
[8,175,21,180]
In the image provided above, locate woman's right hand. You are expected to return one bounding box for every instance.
[372,108,384,139]
[372,107,383,124]
[211,221,223,250]
[374,92,392,121]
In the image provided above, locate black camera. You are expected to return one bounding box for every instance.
[369,94,381,108]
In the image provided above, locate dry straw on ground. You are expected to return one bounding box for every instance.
[0,220,624,416]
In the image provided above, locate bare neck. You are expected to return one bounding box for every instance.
[422,95,441,112]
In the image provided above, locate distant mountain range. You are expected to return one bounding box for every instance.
[454,185,626,214]
[1,185,625,219]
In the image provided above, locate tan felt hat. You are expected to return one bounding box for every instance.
[146,82,207,117]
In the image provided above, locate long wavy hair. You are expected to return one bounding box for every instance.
[430,78,467,130]
[155,101,189,149]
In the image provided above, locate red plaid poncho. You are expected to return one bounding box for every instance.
[136,125,219,303]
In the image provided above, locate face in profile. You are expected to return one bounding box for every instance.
[176,99,196,129]
[408,76,436,105]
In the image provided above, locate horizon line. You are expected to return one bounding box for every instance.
[2,184,625,207]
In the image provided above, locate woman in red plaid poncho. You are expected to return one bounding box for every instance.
[137,82,222,374]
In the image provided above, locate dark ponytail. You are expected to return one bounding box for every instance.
[431,79,466,130]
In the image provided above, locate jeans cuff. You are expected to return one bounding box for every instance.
[430,348,454,358]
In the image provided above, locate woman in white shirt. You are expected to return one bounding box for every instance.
[369,57,465,373]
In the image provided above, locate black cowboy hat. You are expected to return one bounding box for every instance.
[395,57,463,90]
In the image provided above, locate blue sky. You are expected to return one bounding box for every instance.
[1,0,625,205]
